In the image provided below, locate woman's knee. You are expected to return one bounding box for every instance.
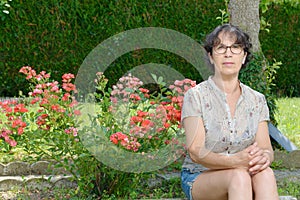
[252,167,277,183]
[229,168,252,188]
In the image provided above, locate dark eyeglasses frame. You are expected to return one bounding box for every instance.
[213,44,244,54]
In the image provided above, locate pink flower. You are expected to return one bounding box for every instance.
[139,88,149,94]
[8,139,17,147]
[110,132,129,146]
[74,110,81,115]
[62,93,70,101]
[174,80,184,86]
[62,83,76,92]
[51,104,60,111]
[62,73,75,83]
[30,97,40,104]
[64,127,78,137]
[33,89,43,95]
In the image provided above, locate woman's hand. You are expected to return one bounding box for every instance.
[247,143,271,175]
[232,142,270,174]
[232,143,259,168]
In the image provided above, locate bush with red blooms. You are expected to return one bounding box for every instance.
[0,66,80,153]
[95,72,196,153]
[0,66,196,198]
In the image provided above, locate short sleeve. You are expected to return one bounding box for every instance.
[259,95,270,122]
[181,87,203,123]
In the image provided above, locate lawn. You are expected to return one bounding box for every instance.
[274,97,300,148]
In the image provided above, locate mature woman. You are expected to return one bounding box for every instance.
[181,24,279,200]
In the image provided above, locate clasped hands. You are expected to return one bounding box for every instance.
[236,142,271,176]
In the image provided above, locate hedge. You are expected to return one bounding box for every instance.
[260,1,300,97]
[0,0,299,99]
[0,0,224,97]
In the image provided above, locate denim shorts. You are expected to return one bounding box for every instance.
[181,168,202,200]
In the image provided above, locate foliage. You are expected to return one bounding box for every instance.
[0,0,224,97]
[240,52,281,123]
[259,1,300,97]
[216,0,229,24]
[0,0,12,20]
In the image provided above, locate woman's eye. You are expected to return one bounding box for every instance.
[217,46,226,50]
[232,45,241,49]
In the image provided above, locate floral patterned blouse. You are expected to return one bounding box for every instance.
[181,76,270,172]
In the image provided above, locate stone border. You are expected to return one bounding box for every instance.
[0,174,76,192]
[0,161,76,192]
[0,161,68,176]
[274,150,300,169]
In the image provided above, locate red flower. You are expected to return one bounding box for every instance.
[164,122,171,129]
[62,93,71,101]
[62,73,75,83]
[62,83,76,92]
[14,104,28,113]
[141,119,153,128]
[110,132,129,145]
[137,110,148,117]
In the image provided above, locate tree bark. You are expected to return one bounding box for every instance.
[228,0,261,52]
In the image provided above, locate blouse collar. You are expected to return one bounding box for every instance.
[207,76,245,101]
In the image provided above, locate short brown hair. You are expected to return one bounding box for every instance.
[203,24,253,68]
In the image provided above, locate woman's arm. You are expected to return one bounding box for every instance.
[248,121,274,174]
[184,116,253,170]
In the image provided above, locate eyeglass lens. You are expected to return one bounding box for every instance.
[215,44,243,54]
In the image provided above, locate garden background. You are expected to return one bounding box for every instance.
[0,0,299,199]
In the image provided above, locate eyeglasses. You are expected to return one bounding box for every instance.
[214,44,243,54]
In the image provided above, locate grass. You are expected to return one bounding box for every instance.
[274,97,300,148]
[274,97,300,198]
[278,179,300,200]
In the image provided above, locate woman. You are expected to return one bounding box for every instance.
[181,24,279,200]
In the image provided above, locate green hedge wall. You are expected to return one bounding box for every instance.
[260,2,300,97]
[0,0,224,97]
[0,1,299,97]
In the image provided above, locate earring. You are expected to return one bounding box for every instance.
[242,57,246,64]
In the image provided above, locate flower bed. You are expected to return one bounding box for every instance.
[0,66,195,198]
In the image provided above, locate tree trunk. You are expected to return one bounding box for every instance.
[228,0,261,52]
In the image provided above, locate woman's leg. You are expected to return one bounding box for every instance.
[252,167,279,200]
[192,168,252,200]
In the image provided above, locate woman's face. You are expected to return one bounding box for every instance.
[209,31,247,78]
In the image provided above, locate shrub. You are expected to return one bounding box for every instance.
[0,66,195,198]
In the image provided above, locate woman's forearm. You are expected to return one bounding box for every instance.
[188,147,248,170]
